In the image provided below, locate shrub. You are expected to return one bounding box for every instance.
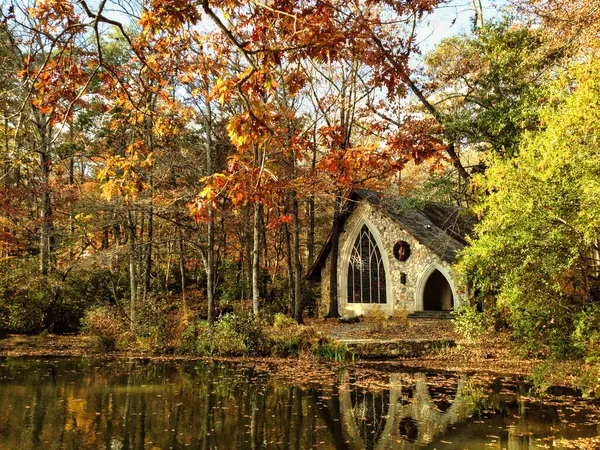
[133,296,177,353]
[573,364,600,398]
[528,360,555,397]
[452,304,493,343]
[8,302,44,334]
[312,340,355,362]
[81,306,126,352]
[273,313,297,329]
[363,306,388,333]
[0,304,8,337]
[571,304,600,359]
[390,306,411,327]
[212,312,268,356]
[457,379,492,414]
[270,325,319,357]
[179,319,214,355]
[49,267,118,332]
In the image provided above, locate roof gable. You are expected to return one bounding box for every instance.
[306,189,476,281]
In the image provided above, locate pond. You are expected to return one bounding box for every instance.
[0,357,599,449]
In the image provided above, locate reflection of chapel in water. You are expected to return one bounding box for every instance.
[338,373,473,449]
[335,373,566,450]
[307,189,476,318]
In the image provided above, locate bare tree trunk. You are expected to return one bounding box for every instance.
[252,202,261,316]
[165,240,172,289]
[471,0,484,29]
[306,197,315,266]
[111,217,120,270]
[128,211,137,331]
[307,139,317,268]
[207,205,215,325]
[205,100,216,327]
[292,193,303,324]
[143,99,155,300]
[245,204,253,300]
[144,167,153,299]
[38,116,51,276]
[69,123,76,258]
[327,193,342,318]
[179,230,187,318]
[137,211,144,303]
[284,194,295,316]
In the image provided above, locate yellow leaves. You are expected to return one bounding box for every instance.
[96,141,153,202]
[198,185,213,199]
[212,76,234,104]
[73,212,93,224]
[179,73,195,84]
[262,72,279,92]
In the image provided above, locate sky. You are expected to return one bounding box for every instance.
[416,0,508,52]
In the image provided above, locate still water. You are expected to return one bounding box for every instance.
[0,357,599,449]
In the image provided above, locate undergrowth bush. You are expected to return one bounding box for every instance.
[181,312,269,356]
[133,296,180,354]
[178,312,347,360]
[312,340,354,362]
[215,312,269,355]
[390,306,410,327]
[273,313,297,329]
[81,306,127,352]
[180,319,214,355]
[8,302,44,334]
[270,325,319,357]
[457,379,492,414]
[571,304,600,360]
[0,304,8,337]
[363,306,388,333]
[452,305,493,343]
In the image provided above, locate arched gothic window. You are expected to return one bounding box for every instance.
[347,225,387,304]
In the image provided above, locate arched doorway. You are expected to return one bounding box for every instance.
[423,270,454,311]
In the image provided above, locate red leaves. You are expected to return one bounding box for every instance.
[266,214,292,229]
[318,145,403,191]
[29,0,78,31]
[318,126,345,149]
[144,0,201,32]
[385,118,447,163]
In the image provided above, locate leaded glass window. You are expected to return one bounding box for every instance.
[347,225,387,304]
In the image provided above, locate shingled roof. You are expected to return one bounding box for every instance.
[305,189,476,281]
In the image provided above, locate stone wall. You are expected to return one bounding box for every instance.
[319,202,467,317]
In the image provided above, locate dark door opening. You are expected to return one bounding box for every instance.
[423,270,454,311]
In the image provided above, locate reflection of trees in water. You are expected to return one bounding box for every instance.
[348,383,390,448]
[0,361,479,450]
[1,359,598,450]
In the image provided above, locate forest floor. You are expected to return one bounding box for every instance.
[306,316,540,377]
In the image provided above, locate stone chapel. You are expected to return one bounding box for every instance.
[306,189,476,317]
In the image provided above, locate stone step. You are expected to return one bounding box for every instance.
[408,310,454,320]
[340,338,456,359]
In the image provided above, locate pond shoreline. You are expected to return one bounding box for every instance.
[0,333,541,383]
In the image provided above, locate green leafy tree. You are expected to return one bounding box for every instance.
[458,57,600,355]
[424,17,560,157]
